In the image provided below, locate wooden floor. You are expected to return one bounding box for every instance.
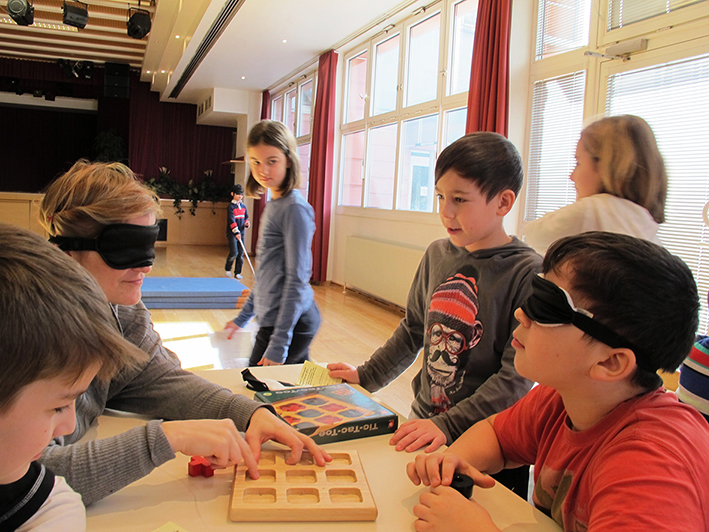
[149,244,421,416]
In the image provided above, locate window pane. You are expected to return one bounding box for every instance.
[340,131,365,206]
[297,143,311,199]
[606,53,709,331]
[443,107,467,147]
[285,90,296,132]
[366,123,398,208]
[608,0,704,30]
[398,114,438,212]
[525,71,586,221]
[345,51,368,123]
[372,34,400,116]
[298,80,313,137]
[406,13,441,106]
[536,0,591,60]
[271,96,283,121]
[449,0,478,95]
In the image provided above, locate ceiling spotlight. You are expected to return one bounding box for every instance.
[62,0,88,29]
[7,0,34,26]
[127,7,151,39]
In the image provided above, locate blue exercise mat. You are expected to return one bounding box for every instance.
[141,277,248,309]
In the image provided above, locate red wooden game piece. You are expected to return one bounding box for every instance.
[188,456,214,477]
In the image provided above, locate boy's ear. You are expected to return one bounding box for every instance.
[590,347,637,382]
[495,190,516,216]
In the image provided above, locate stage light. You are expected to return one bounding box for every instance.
[7,0,34,26]
[127,7,151,39]
[62,0,88,29]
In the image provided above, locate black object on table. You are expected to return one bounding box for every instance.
[450,473,474,498]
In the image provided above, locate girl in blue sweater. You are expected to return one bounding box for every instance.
[225,120,320,366]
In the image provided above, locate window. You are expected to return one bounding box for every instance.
[338,0,476,213]
[398,114,438,212]
[297,143,311,198]
[285,89,297,132]
[269,72,317,205]
[525,71,586,221]
[344,51,368,123]
[340,131,366,207]
[298,80,313,136]
[535,0,591,60]
[271,96,283,122]
[405,13,441,107]
[443,107,467,147]
[366,123,398,209]
[371,33,400,116]
[608,0,705,30]
[448,0,477,95]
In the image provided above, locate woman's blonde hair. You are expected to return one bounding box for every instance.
[244,120,302,198]
[39,159,161,238]
[580,115,667,223]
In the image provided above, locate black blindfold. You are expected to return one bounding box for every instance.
[521,274,651,371]
[50,223,159,270]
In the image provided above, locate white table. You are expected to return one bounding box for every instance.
[85,365,559,531]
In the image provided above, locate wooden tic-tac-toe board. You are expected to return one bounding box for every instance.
[229,449,377,522]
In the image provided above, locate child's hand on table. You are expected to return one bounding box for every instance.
[327,362,359,383]
[413,485,500,532]
[407,452,494,490]
[390,418,447,453]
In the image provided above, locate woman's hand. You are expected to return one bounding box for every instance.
[162,419,259,478]
[245,407,331,466]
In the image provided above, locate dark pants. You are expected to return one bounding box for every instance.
[225,233,245,275]
[248,303,321,366]
[491,465,529,500]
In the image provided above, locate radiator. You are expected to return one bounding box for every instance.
[345,236,425,308]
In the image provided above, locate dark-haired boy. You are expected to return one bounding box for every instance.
[225,183,250,279]
[408,232,709,532]
[329,132,542,494]
[0,224,145,530]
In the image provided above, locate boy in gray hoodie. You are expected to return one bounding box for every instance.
[329,132,541,496]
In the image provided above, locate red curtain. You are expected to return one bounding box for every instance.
[307,50,338,283]
[249,90,270,254]
[465,0,513,136]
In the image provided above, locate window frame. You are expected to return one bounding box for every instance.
[336,0,476,215]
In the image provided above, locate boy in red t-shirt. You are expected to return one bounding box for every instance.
[407,232,709,532]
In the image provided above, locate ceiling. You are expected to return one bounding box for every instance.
[0,0,424,105]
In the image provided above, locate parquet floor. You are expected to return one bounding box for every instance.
[149,244,421,416]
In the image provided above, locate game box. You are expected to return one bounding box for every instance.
[254,384,399,444]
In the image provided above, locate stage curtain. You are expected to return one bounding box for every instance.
[307,50,338,282]
[249,90,270,254]
[465,0,513,136]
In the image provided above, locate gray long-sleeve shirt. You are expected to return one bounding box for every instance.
[357,237,542,443]
[233,190,317,363]
[39,302,266,506]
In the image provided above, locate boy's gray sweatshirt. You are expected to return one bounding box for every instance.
[357,237,542,443]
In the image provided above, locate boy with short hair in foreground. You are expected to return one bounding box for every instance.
[408,232,709,532]
[0,224,144,530]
